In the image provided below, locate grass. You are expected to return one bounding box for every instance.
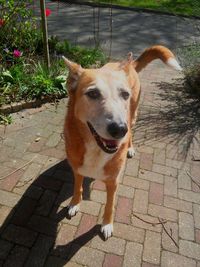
[91,0,200,16]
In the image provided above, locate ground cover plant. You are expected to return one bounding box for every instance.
[0,0,106,124]
[178,43,200,98]
[91,0,200,16]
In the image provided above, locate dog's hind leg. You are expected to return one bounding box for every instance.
[67,173,83,218]
[101,180,117,240]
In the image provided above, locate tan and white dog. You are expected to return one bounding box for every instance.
[63,45,182,239]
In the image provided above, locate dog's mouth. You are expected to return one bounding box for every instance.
[87,122,119,154]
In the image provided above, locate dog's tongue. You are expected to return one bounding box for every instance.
[102,138,118,148]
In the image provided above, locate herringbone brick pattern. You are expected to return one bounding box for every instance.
[0,61,199,266]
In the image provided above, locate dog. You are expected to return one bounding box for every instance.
[63,45,182,239]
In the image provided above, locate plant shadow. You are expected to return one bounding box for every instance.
[135,78,200,159]
[0,159,104,266]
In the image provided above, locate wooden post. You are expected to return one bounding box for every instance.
[40,0,50,70]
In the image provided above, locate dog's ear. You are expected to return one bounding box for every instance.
[62,56,83,90]
[127,52,134,62]
[119,52,134,73]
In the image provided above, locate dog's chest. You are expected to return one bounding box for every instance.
[78,141,113,180]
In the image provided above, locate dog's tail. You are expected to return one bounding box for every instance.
[133,45,182,73]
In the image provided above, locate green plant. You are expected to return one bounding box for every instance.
[0,0,107,109]
[0,114,12,125]
[34,60,66,94]
[0,63,29,104]
[0,0,42,62]
[184,66,200,97]
[0,58,68,105]
[177,42,200,97]
[69,46,106,67]
[18,60,67,99]
[55,40,106,67]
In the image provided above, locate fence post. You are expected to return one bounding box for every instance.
[40,0,50,70]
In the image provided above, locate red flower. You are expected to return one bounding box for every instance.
[45,8,51,17]
[13,49,22,58]
[0,19,5,27]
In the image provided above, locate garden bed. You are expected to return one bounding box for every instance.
[0,0,106,124]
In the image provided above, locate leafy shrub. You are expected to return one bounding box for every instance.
[184,66,200,97]
[177,42,200,98]
[54,39,106,67]
[0,0,42,58]
[0,60,67,105]
[24,61,67,99]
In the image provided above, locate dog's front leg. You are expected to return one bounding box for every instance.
[67,173,84,218]
[101,180,117,240]
[127,134,136,158]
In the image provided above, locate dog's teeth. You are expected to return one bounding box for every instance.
[103,141,107,147]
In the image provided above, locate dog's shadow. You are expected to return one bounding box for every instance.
[0,159,104,266]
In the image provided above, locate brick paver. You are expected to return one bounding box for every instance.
[143,231,161,264]
[179,212,195,241]
[0,57,199,267]
[103,254,123,267]
[161,251,196,267]
[123,242,143,267]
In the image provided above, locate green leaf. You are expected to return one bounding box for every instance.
[2,70,13,80]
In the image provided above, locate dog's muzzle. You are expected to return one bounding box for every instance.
[107,122,128,139]
[87,122,121,154]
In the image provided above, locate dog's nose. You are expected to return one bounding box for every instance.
[107,122,128,139]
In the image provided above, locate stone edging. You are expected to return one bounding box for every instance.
[60,0,200,20]
[0,96,65,115]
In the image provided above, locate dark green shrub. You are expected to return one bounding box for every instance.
[177,42,200,98]
[184,67,200,97]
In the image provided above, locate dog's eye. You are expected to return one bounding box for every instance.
[85,89,101,100]
[120,90,130,100]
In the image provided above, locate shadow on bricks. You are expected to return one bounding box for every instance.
[0,159,96,266]
[136,78,200,159]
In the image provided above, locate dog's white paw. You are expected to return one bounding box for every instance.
[101,224,113,240]
[67,204,79,218]
[127,147,136,158]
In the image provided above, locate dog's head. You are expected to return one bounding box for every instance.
[63,55,138,154]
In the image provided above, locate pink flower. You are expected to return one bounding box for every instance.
[45,8,51,17]
[13,49,22,58]
[0,19,5,27]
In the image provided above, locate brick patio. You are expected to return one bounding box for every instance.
[0,61,200,266]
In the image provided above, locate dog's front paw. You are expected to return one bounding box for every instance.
[66,204,80,218]
[100,224,113,240]
[127,147,136,158]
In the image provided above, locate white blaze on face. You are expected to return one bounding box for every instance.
[87,68,131,140]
